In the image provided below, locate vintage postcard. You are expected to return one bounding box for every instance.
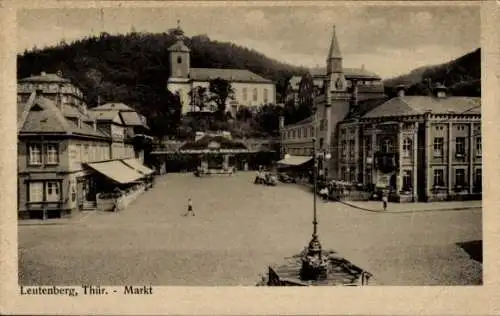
[1,0,499,314]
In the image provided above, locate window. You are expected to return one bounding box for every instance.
[349,168,356,183]
[364,137,372,156]
[341,140,347,158]
[298,128,302,138]
[349,139,355,159]
[455,137,465,157]
[476,137,482,156]
[310,127,314,137]
[433,137,444,157]
[177,56,182,64]
[341,167,347,181]
[433,169,444,186]
[304,127,308,138]
[83,144,89,162]
[402,138,412,157]
[402,170,412,191]
[381,138,393,153]
[45,181,61,202]
[45,144,59,165]
[242,88,247,101]
[292,130,296,138]
[455,168,466,187]
[475,169,482,192]
[28,143,42,165]
[76,144,82,162]
[252,88,258,102]
[263,88,268,103]
[28,182,43,202]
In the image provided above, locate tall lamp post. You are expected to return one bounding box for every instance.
[300,137,332,281]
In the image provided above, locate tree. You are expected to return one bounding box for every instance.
[208,78,234,118]
[188,86,209,112]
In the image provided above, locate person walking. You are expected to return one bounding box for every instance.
[185,198,195,216]
[382,193,388,211]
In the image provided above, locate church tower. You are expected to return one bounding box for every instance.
[168,20,190,79]
[325,25,347,101]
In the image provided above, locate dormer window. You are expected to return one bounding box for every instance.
[177,56,182,64]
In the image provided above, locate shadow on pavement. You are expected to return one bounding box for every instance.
[457,240,482,263]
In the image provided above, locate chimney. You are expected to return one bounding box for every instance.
[396,85,405,98]
[435,83,447,98]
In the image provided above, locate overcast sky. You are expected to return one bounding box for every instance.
[17,5,480,79]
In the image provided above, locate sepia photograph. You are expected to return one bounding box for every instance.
[14,4,484,289]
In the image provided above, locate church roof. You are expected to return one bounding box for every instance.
[168,40,190,52]
[189,68,272,83]
[362,96,481,119]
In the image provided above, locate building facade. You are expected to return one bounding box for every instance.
[338,86,481,202]
[166,23,276,114]
[17,72,152,219]
[279,25,482,203]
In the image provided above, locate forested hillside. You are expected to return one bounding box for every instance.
[384,48,480,97]
[17,30,307,137]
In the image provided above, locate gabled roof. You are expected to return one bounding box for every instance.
[17,94,107,138]
[92,103,135,111]
[189,68,272,83]
[362,96,481,119]
[19,73,70,83]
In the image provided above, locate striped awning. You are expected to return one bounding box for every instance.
[277,155,313,166]
[121,158,154,176]
[86,160,143,184]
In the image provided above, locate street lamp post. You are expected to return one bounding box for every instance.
[300,137,331,281]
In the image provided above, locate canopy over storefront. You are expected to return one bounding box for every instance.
[277,155,313,167]
[179,135,249,154]
[86,160,144,184]
[121,158,154,176]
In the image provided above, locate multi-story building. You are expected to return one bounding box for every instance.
[338,85,481,202]
[17,72,152,219]
[166,22,276,114]
[279,25,482,202]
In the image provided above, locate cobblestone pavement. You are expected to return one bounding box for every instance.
[18,172,482,286]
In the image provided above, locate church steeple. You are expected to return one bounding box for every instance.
[168,20,190,78]
[326,25,342,74]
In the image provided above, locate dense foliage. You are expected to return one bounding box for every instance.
[17,30,307,138]
[384,48,480,97]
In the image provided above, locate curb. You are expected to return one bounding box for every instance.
[338,199,482,214]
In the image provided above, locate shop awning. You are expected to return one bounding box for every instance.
[86,160,144,184]
[277,155,313,166]
[121,158,154,176]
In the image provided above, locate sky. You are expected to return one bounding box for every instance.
[17,4,480,79]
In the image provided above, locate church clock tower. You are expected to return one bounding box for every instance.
[168,20,190,79]
[325,25,347,99]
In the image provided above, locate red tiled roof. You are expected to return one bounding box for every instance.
[362,96,481,119]
[189,68,272,83]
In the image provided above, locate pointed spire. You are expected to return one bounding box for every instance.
[327,25,342,60]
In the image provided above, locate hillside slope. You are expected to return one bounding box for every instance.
[383,48,480,97]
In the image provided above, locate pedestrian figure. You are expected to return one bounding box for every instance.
[382,193,388,211]
[185,198,195,216]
